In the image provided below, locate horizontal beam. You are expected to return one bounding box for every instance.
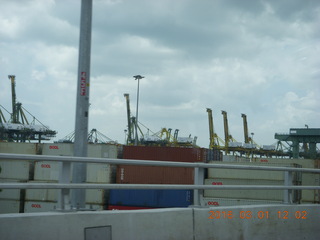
[1,153,320,173]
[1,183,320,190]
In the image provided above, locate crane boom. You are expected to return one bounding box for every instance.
[221,110,230,152]
[207,108,216,148]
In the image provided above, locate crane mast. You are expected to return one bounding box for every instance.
[207,108,216,148]
[124,93,133,144]
[8,75,18,123]
[241,113,250,143]
[221,110,232,153]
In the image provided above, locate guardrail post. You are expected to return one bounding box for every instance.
[193,167,204,206]
[284,170,293,204]
[57,162,71,211]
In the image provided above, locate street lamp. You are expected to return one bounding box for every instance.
[133,75,144,145]
[250,132,254,161]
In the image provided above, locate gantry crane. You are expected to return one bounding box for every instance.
[206,108,224,149]
[241,113,251,144]
[0,75,56,142]
[124,93,134,144]
[221,110,233,153]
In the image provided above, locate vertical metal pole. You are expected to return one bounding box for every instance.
[284,171,293,204]
[58,162,71,210]
[135,78,140,145]
[71,0,93,210]
[193,167,204,206]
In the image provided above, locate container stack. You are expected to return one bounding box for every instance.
[25,143,117,212]
[0,142,118,213]
[202,159,307,206]
[252,157,320,204]
[0,142,38,213]
[109,146,211,209]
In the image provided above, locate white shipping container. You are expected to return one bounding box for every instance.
[300,173,320,202]
[204,178,285,200]
[25,181,58,202]
[201,197,281,207]
[0,200,20,214]
[207,161,299,180]
[86,163,112,183]
[88,144,118,158]
[26,181,106,204]
[0,160,31,180]
[41,143,73,156]
[42,143,118,158]
[0,142,39,154]
[222,155,250,162]
[24,201,104,213]
[0,179,24,200]
[34,161,112,183]
[253,157,317,169]
[33,161,60,181]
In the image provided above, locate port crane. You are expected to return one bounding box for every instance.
[206,108,224,149]
[0,75,56,142]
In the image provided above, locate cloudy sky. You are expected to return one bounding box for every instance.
[0,0,319,148]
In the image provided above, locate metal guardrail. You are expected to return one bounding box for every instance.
[1,153,320,210]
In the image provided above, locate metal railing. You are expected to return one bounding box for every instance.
[1,153,320,211]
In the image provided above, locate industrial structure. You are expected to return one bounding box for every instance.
[124,93,197,147]
[206,109,294,158]
[275,128,320,159]
[0,75,56,142]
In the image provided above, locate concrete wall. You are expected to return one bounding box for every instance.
[0,205,319,240]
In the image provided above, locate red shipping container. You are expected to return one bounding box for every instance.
[116,165,194,184]
[122,146,206,162]
[107,205,156,210]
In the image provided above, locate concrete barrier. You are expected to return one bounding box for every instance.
[0,205,319,240]
[0,208,194,240]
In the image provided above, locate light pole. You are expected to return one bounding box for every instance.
[251,132,254,161]
[133,75,144,145]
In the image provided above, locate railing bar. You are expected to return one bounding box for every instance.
[1,183,320,190]
[1,153,320,173]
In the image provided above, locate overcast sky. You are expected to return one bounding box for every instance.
[0,0,319,148]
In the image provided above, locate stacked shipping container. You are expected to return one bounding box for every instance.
[110,146,216,209]
[0,142,118,213]
[202,158,320,206]
[0,142,38,213]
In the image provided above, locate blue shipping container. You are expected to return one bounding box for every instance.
[109,189,193,208]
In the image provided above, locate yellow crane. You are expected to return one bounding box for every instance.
[241,113,251,144]
[123,93,134,144]
[206,108,224,149]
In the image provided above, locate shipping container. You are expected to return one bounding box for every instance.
[0,160,32,180]
[41,143,73,156]
[0,179,25,200]
[252,157,317,169]
[34,161,112,183]
[204,178,288,201]
[107,205,156,210]
[0,200,21,214]
[24,201,104,213]
[122,145,205,162]
[201,197,281,207]
[25,181,107,204]
[41,143,118,158]
[109,189,193,208]
[207,161,301,181]
[0,142,39,155]
[116,165,194,184]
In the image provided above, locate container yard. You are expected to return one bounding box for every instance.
[1,141,320,214]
